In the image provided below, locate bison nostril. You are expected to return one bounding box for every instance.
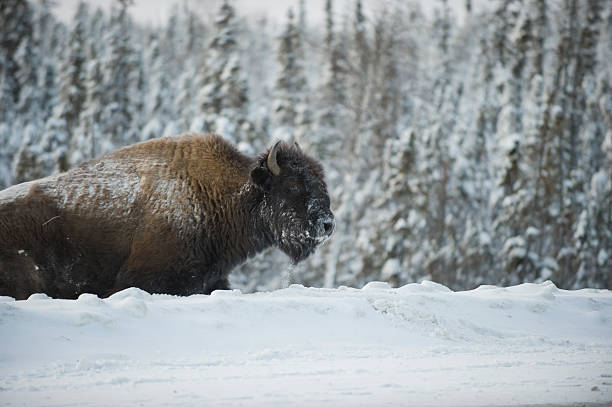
[323,220,334,235]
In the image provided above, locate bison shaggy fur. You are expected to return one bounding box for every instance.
[0,134,334,299]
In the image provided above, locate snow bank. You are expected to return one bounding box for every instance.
[1,281,611,406]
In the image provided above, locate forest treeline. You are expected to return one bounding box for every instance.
[0,0,610,290]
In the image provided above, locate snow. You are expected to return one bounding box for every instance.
[0,182,32,204]
[1,281,611,406]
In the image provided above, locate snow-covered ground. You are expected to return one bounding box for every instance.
[1,281,611,406]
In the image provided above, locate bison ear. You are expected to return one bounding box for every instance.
[251,166,272,191]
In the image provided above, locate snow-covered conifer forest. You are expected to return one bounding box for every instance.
[0,0,610,291]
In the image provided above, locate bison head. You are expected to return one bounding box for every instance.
[251,141,335,263]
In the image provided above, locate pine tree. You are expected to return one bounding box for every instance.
[162,8,180,78]
[307,0,353,288]
[142,34,174,140]
[34,0,59,123]
[451,19,496,287]
[192,0,249,144]
[52,1,89,167]
[571,0,610,288]
[518,0,577,284]
[39,53,58,123]
[346,8,406,286]
[314,0,349,163]
[103,0,137,149]
[184,5,207,57]
[175,7,206,130]
[376,129,421,286]
[58,2,87,130]
[491,0,521,67]
[0,0,35,188]
[367,11,401,164]
[130,48,147,136]
[493,2,541,285]
[14,20,41,121]
[273,8,308,141]
[73,7,107,162]
[12,38,57,179]
[13,124,46,183]
[297,0,306,55]
[346,0,369,153]
[0,0,33,122]
[75,49,105,162]
[407,1,463,286]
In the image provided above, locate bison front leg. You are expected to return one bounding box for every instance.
[205,277,230,294]
[113,259,223,296]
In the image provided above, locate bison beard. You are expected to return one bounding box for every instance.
[0,134,334,299]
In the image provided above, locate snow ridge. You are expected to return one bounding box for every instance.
[1,281,611,406]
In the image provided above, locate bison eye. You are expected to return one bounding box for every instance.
[289,185,300,194]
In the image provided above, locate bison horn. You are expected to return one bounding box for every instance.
[267,141,282,176]
[294,141,301,151]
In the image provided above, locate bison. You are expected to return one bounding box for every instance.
[0,134,334,299]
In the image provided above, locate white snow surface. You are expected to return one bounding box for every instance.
[1,281,612,406]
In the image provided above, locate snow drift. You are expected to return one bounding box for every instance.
[1,281,611,406]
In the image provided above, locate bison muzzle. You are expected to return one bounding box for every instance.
[0,134,334,299]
